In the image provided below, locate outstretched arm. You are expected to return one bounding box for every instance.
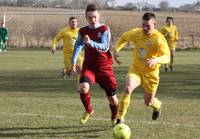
[72,32,84,72]
[113,31,132,65]
[51,30,63,54]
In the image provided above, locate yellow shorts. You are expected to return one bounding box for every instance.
[128,65,160,94]
[168,41,177,51]
[64,52,83,72]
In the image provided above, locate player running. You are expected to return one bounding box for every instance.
[113,12,170,124]
[160,17,178,71]
[0,21,9,52]
[51,17,83,82]
[72,4,119,126]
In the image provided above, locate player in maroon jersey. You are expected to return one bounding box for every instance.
[72,4,119,126]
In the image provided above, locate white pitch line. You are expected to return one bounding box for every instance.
[1,112,199,128]
[91,117,200,128]
[0,112,64,119]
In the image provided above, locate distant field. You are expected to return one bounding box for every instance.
[0,7,200,48]
[0,49,199,139]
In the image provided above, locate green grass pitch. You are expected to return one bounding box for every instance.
[0,49,199,139]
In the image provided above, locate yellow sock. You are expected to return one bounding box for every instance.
[170,60,173,67]
[117,93,131,121]
[76,74,81,87]
[150,98,162,111]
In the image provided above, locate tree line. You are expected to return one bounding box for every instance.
[0,0,199,11]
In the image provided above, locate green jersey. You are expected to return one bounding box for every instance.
[0,27,8,43]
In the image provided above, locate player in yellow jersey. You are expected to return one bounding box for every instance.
[113,12,170,124]
[51,17,83,82]
[160,17,178,71]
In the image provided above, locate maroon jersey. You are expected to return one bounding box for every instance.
[79,25,113,70]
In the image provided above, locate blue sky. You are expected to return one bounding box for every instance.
[115,0,196,7]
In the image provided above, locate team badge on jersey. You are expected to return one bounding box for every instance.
[138,48,146,59]
[146,40,152,46]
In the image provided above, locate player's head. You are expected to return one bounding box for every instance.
[142,12,156,35]
[166,16,174,26]
[69,16,78,29]
[85,4,100,28]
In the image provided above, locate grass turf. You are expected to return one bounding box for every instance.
[0,49,199,139]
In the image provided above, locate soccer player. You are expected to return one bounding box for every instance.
[0,21,9,52]
[51,17,83,81]
[160,17,178,71]
[113,12,170,124]
[72,4,119,125]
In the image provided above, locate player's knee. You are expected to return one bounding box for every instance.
[124,86,133,94]
[79,82,90,93]
[144,99,153,106]
[108,95,118,106]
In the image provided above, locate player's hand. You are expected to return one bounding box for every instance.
[72,64,77,73]
[113,51,122,65]
[65,65,73,76]
[84,35,90,45]
[66,70,72,76]
[146,58,157,68]
[51,48,56,54]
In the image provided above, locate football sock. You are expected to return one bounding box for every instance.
[170,55,174,66]
[110,104,119,120]
[171,59,174,67]
[80,92,93,113]
[76,74,81,86]
[117,93,131,120]
[150,98,161,111]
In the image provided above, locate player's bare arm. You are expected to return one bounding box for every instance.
[113,50,122,65]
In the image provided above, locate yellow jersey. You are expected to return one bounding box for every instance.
[160,25,178,43]
[115,28,170,72]
[52,27,79,54]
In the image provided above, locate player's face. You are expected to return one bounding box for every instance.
[86,11,100,27]
[69,19,78,29]
[166,19,173,26]
[142,19,156,35]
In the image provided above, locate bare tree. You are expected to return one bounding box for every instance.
[158,0,169,10]
[105,0,115,8]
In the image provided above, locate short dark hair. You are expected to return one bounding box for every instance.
[85,4,97,14]
[142,12,156,21]
[69,16,77,22]
[166,16,174,22]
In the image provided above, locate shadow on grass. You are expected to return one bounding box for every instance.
[0,63,199,99]
[158,64,200,99]
[0,125,110,138]
[0,70,77,93]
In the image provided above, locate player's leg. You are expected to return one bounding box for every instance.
[97,67,119,126]
[164,64,168,71]
[62,52,68,79]
[2,39,7,52]
[79,82,93,124]
[116,66,141,123]
[76,54,84,86]
[144,92,162,120]
[0,40,3,52]
[142,70,161,120]
[169,47,176,71]
[107,95,119,126]
[116,75,140,123]
[79,70,95,125]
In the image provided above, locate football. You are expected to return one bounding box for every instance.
[113,123,131,139]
